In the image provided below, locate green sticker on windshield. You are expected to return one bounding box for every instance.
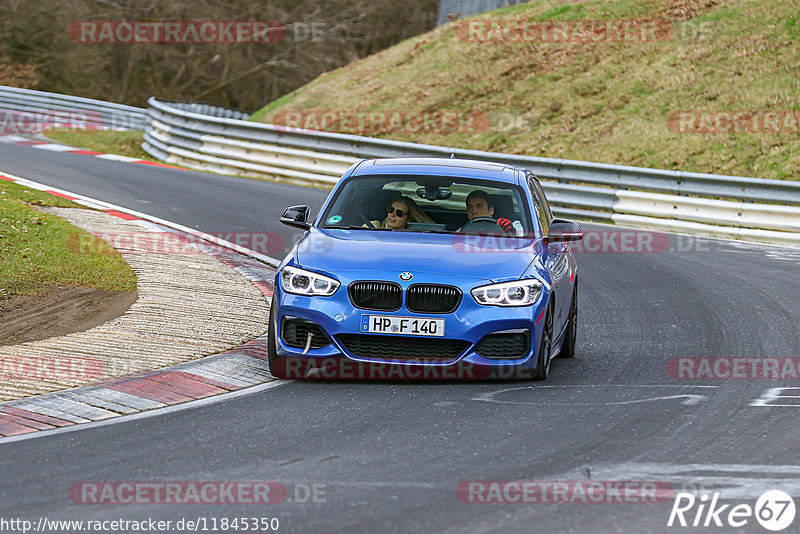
[327,215,342,224]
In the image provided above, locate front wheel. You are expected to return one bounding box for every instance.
[267,299,290,379]
[533,305,553,380]
[558,281,578,359]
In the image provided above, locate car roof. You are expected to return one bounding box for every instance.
[350,158,521,184]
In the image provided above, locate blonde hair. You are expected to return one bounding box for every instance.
[379,195,435,227]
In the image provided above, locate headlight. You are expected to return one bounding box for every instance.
[471,279,542,307]
[280,266,340,296]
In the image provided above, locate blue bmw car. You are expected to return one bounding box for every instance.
[268,158,583,380]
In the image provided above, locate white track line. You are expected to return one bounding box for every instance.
[0,168,289,443]
[0,380,292,444]
[0,169,281,266]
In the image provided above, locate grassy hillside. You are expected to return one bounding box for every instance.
[251,0,800,180]
[0,181,137,297]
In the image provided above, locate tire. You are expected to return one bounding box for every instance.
[533,304,553,380]
[558,281,578,359]
[267,299,290,379]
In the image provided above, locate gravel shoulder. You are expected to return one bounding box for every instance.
[0,207,271,401]
[0,286,137,346]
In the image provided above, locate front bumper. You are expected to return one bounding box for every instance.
[272,273,549,378]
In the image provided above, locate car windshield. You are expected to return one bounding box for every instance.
[319,175,534,236]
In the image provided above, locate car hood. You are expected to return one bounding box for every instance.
[295,227,541,282]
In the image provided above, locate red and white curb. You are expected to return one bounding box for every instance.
[0,170,284,441]
[0,134,183,171]
[0,339,278,438]
[0,170,280,267]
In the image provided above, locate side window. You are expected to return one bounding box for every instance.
[528,176,551,235]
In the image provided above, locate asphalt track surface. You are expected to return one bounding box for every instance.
[2,143,800,533]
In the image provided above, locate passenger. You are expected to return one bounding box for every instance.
[366,196,434,229]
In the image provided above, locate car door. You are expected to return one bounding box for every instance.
[528,175,570,335]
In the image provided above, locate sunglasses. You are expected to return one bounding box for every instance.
[387,206,408,217]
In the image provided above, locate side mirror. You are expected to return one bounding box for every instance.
[547,219,583,242]
[280,205,311,230]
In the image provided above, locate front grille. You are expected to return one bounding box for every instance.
[475,330,530,359]
[406,284,462,314]
[337,334,470,361]
[349,281,402,311]
[282,318,331,349]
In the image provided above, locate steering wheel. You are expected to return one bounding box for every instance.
[459,217,505,234]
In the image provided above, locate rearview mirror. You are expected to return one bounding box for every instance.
[280,205,311,230]
[547,219,583,242]
[416,187,452,200]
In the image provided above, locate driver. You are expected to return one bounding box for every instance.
[459,190,515,234]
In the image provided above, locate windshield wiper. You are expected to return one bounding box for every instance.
[323,225,393,230]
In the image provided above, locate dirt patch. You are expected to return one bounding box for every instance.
[0,286,137,346]
[657,0,721,22]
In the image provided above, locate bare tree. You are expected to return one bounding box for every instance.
[0,0,438,110]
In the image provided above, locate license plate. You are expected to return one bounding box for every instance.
[361,315,445,337]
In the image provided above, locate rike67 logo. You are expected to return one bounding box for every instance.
[668,490,796,531]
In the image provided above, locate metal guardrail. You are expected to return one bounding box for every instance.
[0,86,146,130]
[145,98,800,205]
[142,97,800,246]
[5,87,795,245]
[437,0,524,26]
[164,102,251,121]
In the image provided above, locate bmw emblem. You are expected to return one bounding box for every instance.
[399,272,413,281]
